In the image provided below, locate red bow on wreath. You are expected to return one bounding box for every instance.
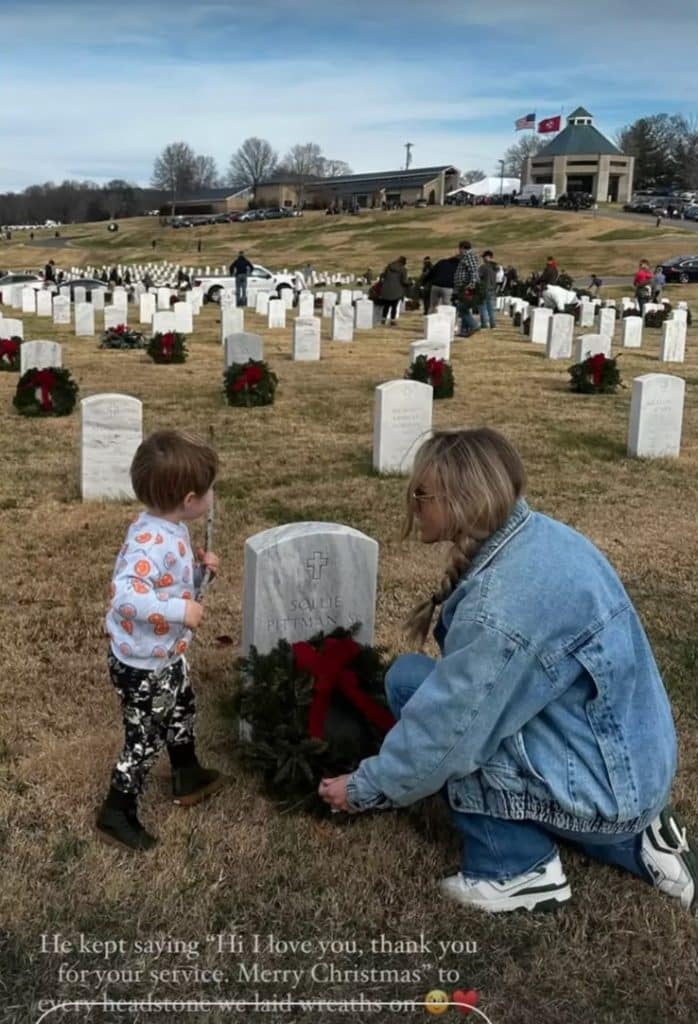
[0,338,18,363]
[292,635,396,740]
[115,324,126,334]
[426,357,444,388]
[589,353,606,386]
[160,332,175,358]
[231,363,263,392]
[23,368,56,411]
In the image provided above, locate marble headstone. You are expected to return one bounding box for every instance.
[255,292,270,316]
[139,293,156,325]
[528,307,553,344]
[292,317,321,361]
[221,304,244,344]
[331,304,354,342]
[151,311,176,334]
[104,306,127,331]
[75,302,95,336]
[574,333,611,362]
[80,393,142,500]
[36,290,53,317]
[545,313,574,359]
[225,332,263,368]
[409,339,449,366]
[627,374,685,458]
[621,316,643,348]
[3,317,23,338]
[174,301,193,334]
[298,291,315,318]
[659,320,686,362]
[354,299,374,330]
[20,340,61,374]
[21,287,36,314]
[372,380,433,474]
[321,292,337,318]
[267,299,286,328]
[53,296,70,324]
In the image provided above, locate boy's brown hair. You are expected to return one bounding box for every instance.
[130,430,218,512]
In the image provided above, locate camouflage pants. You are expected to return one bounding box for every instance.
[108,651,196,796]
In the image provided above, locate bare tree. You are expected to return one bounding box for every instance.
[501,136,544,177]
[151,141,197,215]
[192,155,220,190]
[460,169,486,185]
[281,142,325,178]
[228,137,278,190]
[321,159,352,177]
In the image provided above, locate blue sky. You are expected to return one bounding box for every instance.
[1,0,696,191]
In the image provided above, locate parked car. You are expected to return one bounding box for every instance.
[193,263,304,303]
[238,210,265,222]
[0,272,44,290]
[659,255,698,284]
[61,277,110,299]
[261,208,286,220]
[682,206,698,221]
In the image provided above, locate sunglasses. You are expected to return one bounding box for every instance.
[412,488,441,503]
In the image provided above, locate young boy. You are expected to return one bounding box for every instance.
[97,429,223,852]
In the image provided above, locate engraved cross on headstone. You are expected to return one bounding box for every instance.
[305,551,328,580]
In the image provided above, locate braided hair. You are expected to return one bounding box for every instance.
[404,428,525,645]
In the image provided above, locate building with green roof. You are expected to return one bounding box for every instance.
[523,108,634,203]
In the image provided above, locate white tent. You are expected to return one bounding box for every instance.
[448,176,520,197]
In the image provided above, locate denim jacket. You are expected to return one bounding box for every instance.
[347,500,677,833]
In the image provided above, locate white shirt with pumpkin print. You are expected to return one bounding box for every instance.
[106,511,198,670]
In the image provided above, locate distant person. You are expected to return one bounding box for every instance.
[364,268,373,285]
[652,266,666,303]
[419,257,433,315]
[541,256,559,287]
[541,284,580,313]
[634,259,654,313]
[378,256,409,326]
[504,266,519,293]
[478,250,498,330]
[426,253,460,312]
[229,250,254,306]
[454,240,481,337]
[44,259,56,283]
[197,239,202,254]
[495,262,506,295]
[655,212,663,228]
[152,239,157,250]
[589,273,603,297]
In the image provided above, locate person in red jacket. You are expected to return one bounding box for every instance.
[633,259,654,314]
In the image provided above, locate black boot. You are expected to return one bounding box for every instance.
[169,744,224,806]
[96,786,158,852]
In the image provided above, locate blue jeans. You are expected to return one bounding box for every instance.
[478,294,496,328]
[385,653,653,883]
[235,275,247,306]
[456,302,478,335]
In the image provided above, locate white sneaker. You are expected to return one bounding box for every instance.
[440,853,571,913]
[640,807,697,912]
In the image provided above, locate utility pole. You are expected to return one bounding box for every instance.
[404,142,413,171]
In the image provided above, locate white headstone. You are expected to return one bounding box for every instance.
[21,287,36,314]
[409,340,449,366]
[139,293,156,325]
[80,394,143,500]
[104,306,127,331]
[545,313,574,360]
[659,320,686,363]
[52,296,70,325]
[424,314,451,345]
[574,333,612,362]
[151,311,176,334]
[292,317,321,361]
[174,301,193,334]
[75,302,95,336]
[598,307,616,341]
[255,292,270,316]
[354,299,375,330]
[436,304,457,336]
[36,291,52,317]
[621,317,643,349]
[579,301,595,328]
[628,374,685,458]
[672,308,688,325]
[528,307,553,344]
[20,340,61,374]
[225,332,264,368]
[372,380,433,474]
[73,286,87,306]
[331,304,354,342]
[91,287,105,312]
[339,288,353,305]
[241,522,378,656]
[221,305,244,344]
[267,299,286,328]
[281,287,295,310]
[157,287,172,310]
[2,316,22,338]
[298,291,314,318]
[321,292,337,318]
[112,287,129,312]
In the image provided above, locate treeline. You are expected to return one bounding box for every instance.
[0,180,167,227]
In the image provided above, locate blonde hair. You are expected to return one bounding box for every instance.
[404,428,525,645]
[130,429,218,513]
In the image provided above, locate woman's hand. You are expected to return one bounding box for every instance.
[318,775,360,814]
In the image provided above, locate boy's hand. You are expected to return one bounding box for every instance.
[318,775,360,814]
[184,600,204,629]
[196,548,220,576]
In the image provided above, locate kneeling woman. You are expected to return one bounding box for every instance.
[319,428,695,914]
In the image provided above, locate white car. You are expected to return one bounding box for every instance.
[0,272,45,292]
[194,264,304,303]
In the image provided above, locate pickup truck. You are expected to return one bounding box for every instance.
[193,264,306,303]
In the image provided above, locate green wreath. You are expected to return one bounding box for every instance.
[13,366,79,416]
[146,330,188,363]
[568,353,621,394]
[230,626,394,815]
[100,324,146,349]
[224,359,278,407]
[406,354,454,399]
[0,336,23,372]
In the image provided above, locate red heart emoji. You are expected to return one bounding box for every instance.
[452,990,479,1015]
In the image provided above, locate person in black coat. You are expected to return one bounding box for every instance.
[229,250,254,306]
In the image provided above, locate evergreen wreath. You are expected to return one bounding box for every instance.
[146,330,188,363]
[644,307,671,329]
[0,336,22,372]
[13,366,79,416]
[406,354,454,399]
[568,353,621,394]
[100,324,146,349]
[224,359,278,407]
[232,626,394,815]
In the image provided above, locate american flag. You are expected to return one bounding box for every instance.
[515,112,535,131]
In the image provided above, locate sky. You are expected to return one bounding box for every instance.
[1,0,697,192]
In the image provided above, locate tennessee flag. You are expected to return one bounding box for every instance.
[538,115,561,134]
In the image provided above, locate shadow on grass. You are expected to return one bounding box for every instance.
[550,427,627,461]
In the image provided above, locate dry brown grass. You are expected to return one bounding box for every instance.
[1,210,697,1024]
